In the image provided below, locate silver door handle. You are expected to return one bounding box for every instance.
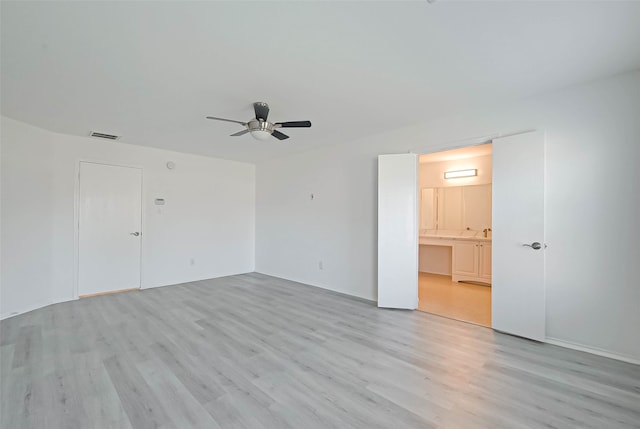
[523,241,544,250]
[130,232,140,236]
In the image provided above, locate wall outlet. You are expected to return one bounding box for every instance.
[190,258,195,266]
[318,260,324,270]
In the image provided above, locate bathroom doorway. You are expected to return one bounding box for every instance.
[417,143,493,327]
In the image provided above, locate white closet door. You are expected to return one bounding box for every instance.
[79,162,142,296]
[378,154,418,309]
[492,132,546,341]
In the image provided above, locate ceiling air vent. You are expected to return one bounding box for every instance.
[89,131,120,140]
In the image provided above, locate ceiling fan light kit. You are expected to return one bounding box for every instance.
[250,130,272,141]
[248,119,274,140]
[206,102,311,141]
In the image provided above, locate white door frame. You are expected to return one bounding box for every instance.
[73,160,145,299]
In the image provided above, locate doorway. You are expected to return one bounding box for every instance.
[378,131,546,342]
[78,162,143,297]
[417,144,493,326]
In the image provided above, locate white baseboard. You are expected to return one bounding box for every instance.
[419,269,452,276]
[545,337,640,365]
[141,270,255,290]
[254,270,376,303]
[1,270,256,321]
[1,298,54,321]
[1,296,81,321]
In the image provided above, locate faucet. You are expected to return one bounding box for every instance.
[483,228,492,238]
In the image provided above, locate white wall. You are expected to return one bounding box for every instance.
[1,118,55,316]
[1,117,255,319]
[256,71,640,362]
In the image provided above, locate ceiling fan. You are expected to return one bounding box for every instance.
[206,102,311,141]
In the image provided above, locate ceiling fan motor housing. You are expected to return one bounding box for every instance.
[248,119,274,133]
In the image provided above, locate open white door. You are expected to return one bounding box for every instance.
[378,154,418,309]
[492,132,545,341]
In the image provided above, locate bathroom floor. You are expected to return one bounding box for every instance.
[418,272,492,327]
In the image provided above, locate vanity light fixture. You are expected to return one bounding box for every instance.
[444,169,477,179]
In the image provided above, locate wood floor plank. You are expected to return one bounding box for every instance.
[136,358,223,429]
[24,370,90,429]
[148,341,227,404]
[0,367,29,429]
[11,325,43,371]
[1,273,639,428]
[77,363,134,429]
[102,355,174,429]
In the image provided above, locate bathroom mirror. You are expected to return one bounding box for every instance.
[420,184,492,232]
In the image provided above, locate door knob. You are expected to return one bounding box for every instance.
[130,232,140,236]
[523,241,542,250]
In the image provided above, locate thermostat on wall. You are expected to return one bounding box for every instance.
[154,198,166,205]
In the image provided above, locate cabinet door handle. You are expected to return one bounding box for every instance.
[523,241,542,250]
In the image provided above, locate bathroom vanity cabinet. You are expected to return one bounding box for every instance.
[419,235,492,285]
[452,240,491,284]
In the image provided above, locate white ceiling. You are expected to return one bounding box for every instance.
[2,1,640,164]
[420,142,492,163]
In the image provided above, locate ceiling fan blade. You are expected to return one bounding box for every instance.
[271,130,289,140]
[230,129,250,137]
[274,121,312,128]
[254,102,270,121]
[206,116,247,126]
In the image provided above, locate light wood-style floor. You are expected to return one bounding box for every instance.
[418,272,492,327]
[1,273,639,428]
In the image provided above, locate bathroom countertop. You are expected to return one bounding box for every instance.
[419,232,492,242]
